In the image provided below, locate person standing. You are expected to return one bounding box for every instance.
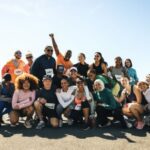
[30,46,56,87]
[49,33,73,71]
[24,51,34,74]
[2,50,25,83]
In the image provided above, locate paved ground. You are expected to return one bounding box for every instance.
[0,117,150,150]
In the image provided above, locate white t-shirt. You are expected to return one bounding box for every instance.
[143,88,150,103]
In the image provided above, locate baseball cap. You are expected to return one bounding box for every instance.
[26,51,33,58]
[70,67,78,72]
[42,75,52,81]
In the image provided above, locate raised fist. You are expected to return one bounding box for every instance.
[49,33,54,38]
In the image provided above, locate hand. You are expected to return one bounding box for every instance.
[29,97,32,101]
[49,33,54,38]
[56,88,61,93]
[39,98,47,104]
[15,104,19,110]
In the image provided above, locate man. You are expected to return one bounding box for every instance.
[24,51,34,74]
[34,75,59,129]
[52,64,67,89]
[49,33,73,71]
[1,50,25,83]
[30,46,56,87]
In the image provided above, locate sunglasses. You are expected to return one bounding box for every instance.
[46,49,53,52]
[16,52,22,55]
[26,56,33,59]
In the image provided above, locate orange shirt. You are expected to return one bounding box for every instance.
[24,64,31,74]
[2,59,25,83]
[56,53,73,70]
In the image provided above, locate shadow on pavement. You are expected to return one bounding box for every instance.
[0,122,149,143]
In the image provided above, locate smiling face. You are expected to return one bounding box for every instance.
[138,82,149,92]
[64,50,72,61]
[23,80,30,90]
[87,72,96,81]
[61,79,69,90]
[94,52,101,62]
[43,79,52,90]
[78,53,85,63]
[94,79,105,91]
[44,46,53,57]
[15,51,22,59]
[120,76,130,87]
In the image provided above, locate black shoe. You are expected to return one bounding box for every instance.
[82,123,90,130]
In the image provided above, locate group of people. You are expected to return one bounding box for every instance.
[0,33,150,131]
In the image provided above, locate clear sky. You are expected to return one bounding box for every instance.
[0,0,149,80]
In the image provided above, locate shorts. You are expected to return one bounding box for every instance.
[42,106,58,119]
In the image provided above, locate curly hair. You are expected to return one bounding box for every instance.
[15,73,39,90]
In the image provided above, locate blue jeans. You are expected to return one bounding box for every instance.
[0,101,12,117]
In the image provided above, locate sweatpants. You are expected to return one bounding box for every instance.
[96,105,126,127]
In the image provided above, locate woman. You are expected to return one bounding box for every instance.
[125,58,138,85]
[69,77,92,130]
[73,53,89,77]
[137,81,150,111]
[93,79,127,128]
[10,73,38,128]
[115,75,144,129]
[87,69,120,96]
[90,52,107,75]
[56,77,76,127]
[109,56,127,82]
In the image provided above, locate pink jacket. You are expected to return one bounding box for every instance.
[12,90,35,109]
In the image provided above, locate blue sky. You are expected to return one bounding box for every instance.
[0,0,149,80]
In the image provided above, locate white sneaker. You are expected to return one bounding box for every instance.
[10,122,19,127]
[59,120,63,127]
[24,120,32,128]
[36,120,45,129]
[67,119,73,125]
[125,120,133,128]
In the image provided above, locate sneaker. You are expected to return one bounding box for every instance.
[24,120,32,129]
[36,120,45,129]
[10,122,19,127]
[82,123,90,130]
[59,120,63,128]
[67,119,73,125]
[98,121,111,128]
[125,120,133,128]
[136,121,145,130]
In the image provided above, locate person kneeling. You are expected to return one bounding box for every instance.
[93,79,127,128]
[34,75,59,129]
[10,73,38,128]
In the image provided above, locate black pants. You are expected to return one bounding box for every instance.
[70,101,90,123]
[96,106,126,127]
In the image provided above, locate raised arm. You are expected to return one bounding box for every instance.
[49,33,60,56]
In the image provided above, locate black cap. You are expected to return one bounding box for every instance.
[3,73,11,82]
[42,75,52,81]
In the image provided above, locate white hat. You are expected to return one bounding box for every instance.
[70,67,78,72]
[26,51,33,57]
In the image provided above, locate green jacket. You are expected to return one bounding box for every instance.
[93,88,120,110]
